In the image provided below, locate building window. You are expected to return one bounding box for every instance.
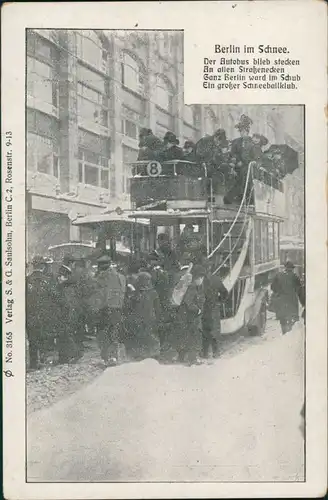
[121,53,145,96]
[121,107,145,142]
[78,147,110,188]
[122,146,137,193]
[76,30,108,71]
[27,57,58,108]
[77,80,109,128]
[156,76,173,114]
[27,32,59,108]
[27,132,59,177]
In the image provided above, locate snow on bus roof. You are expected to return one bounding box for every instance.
[72,212,149,226]
[128,209,210,220]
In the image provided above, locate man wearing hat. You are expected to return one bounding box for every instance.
[270,261,305,334]
[54,263,80,364]
[158,131,184,162]
[125,271,161,360]
[137,128,163,161]
[92,255,127,366]
[183,140,197,162]
[251,133,269,161]
[195,129,231,179]
[201,270,228,359]
[26,256,57,369]
[176,264,206,366]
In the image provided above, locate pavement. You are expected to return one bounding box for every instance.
[27,320,305,482]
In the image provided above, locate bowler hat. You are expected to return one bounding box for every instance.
[163,131,179,145]
[284,260,295,270]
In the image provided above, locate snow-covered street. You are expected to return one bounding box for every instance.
[27,319,304,482]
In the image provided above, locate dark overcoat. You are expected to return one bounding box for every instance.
[26,270,58,341]
[271,270,304,321]
[175,281,205,353]
[127,287,161,359]
[158,145,184,162]
[202,274,228,338]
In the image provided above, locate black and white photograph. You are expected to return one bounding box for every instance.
[24,28,307,483]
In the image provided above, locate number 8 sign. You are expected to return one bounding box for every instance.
[147,161,162,177]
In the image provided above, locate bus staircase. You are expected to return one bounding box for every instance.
[207,162,255,323]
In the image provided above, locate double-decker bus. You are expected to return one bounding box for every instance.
[73,155,287,336]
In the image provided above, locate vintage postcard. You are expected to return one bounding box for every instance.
[2,1,327,498]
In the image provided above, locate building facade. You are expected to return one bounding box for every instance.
[26,29,304,259]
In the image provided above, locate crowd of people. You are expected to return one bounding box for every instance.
[26,232,229,370]
[136,114,286,203]
[26,242,305,371]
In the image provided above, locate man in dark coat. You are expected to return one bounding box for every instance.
[183,140,197,163]
[201,272,228,359]
[270,261,305,334]
[181,140,200,177]
[70,258,95,355]
[126,271,161,360]
[53,264,80,364]
[26,256,57,369]
[225,114,254,204]
[158,131,184,162]
[251,133,269,162]
[195,128,229,179]
[137,128,163,161]
[151,233,180,276]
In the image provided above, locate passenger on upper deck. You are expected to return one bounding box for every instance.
[181,141,201,177]
[183,140,197,162]
[195,128,230,178]
[251,133,269,161]
[137,128,163,161]
[230,114,254,169]
[158,131,184,162]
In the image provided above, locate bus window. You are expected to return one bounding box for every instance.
[254,219,262,264]
[261,221,269,262]
[268,222,274,260]
[273,222,279,259]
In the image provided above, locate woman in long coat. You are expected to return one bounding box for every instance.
[271,261,305,334]
[126,272,161,361]
[176,265,206,365]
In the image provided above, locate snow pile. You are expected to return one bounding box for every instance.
[28,326,305,482]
